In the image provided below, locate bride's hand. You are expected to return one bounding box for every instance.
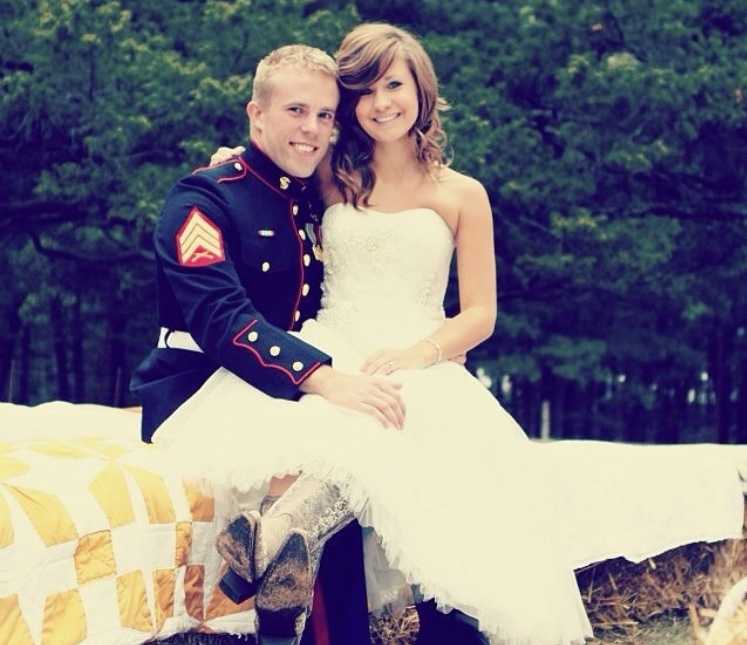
[362,343,435,376]
[209,145,246,167]
[363,344,468,374]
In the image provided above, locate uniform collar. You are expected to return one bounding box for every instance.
[242,142,311,199]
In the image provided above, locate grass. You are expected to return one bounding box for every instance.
[589,614,693,644]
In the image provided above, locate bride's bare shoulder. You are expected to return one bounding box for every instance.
[433,167,488,209]
[437,166,484,191]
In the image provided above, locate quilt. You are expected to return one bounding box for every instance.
[0,402,256,645]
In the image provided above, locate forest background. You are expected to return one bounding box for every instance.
[2,0,746,444]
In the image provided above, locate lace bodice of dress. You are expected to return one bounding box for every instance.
[316,203,455,352]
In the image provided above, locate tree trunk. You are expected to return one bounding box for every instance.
[72,294,85,402]
[735,358,747,443]
[548,373,567,439]
[0,305,21,401]
[107,310,126,406]
[654,380,684,444]
[673,380,687,443]
[18,326,30,404]
[583,381,601,439]
[710,324,732,443]
[50,296,70,401]
[564,380,582,438]
[529,384,541,438]
[512,379,527,433]
[515,379,541,438]
[622,365,649,443]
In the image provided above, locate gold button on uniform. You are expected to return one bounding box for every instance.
[292,361,304,372]
[294,311,301,322]
[303,254,311,267]
[261,261,271,272]
[302,283,310,296]
[298,229,306,241]
[292,204,299,216]
[269,346,280,357]
[248,331,259,342]
[233,162,242,171]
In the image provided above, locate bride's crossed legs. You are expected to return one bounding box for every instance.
[210,361,527,643]
[217,470,355,642]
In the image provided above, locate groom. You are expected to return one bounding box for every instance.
[131,44,407,644]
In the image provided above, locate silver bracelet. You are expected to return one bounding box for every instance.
[423,337,443,366]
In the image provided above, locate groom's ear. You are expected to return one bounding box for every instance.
[247,101,263,132]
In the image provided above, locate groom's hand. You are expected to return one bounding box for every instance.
[300,366,406,430]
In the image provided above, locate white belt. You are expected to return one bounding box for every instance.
[157,327,203,353]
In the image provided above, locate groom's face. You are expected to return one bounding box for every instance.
[248,68,339,178]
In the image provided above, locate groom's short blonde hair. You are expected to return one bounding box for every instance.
[252,45,337,105]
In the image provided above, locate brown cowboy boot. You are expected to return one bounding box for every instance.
[216,474,354,640]
[215,493,290,602]
[216,509,262,601]
[254,474,354,643]
[254,531,313,644]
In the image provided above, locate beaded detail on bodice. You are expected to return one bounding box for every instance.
[316,203,455,352]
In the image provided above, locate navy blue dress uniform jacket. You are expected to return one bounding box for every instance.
[131,143,331,442]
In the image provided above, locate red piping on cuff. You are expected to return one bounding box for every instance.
[232,321,321,385]
[298,360,325,386]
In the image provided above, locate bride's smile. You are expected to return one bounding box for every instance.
[355,57,419,143]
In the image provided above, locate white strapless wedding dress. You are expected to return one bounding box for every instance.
[153,203,744,645]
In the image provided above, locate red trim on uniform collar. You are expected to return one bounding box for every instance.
[242,143,311,199]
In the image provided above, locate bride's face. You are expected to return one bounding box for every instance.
[354,56,419,145]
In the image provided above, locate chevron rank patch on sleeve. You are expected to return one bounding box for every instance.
[176,207,225,267]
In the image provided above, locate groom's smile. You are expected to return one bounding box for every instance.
[247,68,339,178]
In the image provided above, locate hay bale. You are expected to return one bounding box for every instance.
[578,538,747,641]
[369,606,419,644]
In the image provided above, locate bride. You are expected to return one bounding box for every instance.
[154,22,744,645]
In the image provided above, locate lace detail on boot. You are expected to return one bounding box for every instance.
[264,473,354,553]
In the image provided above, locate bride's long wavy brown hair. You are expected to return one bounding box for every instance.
[332,23,449,207]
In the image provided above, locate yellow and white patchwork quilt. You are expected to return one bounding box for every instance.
[0,402,256,644]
